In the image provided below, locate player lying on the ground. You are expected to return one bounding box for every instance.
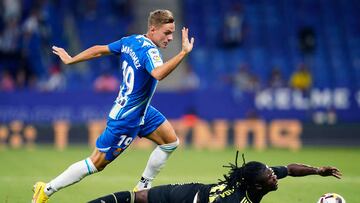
[88,152,341,203]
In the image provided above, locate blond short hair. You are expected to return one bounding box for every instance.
[148,9,175,28]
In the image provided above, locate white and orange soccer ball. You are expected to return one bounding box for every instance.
[317,193,346,203]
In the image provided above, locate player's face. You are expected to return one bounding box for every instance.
[258,167,278,192]
[150,23,175,48]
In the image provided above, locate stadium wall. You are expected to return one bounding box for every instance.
[1,88,360,122]
[1,89,360,149]
[0,119,360,150]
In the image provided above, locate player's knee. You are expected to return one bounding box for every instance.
[93,160,110,171]
[95,164,106,172]
[90,155,110,171]
[159,138,179,152]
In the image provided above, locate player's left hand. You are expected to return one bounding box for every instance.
[318,166,342,179]
[181,27,194,54]
[52,46,73,65]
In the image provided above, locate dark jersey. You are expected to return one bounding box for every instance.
[203,166,288,203]
[147,166,288,203]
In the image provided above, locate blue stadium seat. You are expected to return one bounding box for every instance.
[170,0,360,90]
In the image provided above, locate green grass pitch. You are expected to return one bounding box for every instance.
[0,146,359,202]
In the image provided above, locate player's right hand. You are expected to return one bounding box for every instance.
[318,166,342,179]
[181,27,194,54]
[52,46,73,65]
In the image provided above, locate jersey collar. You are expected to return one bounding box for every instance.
[141,34,157,47]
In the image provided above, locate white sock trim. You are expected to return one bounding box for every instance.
[85,158,98,174]
[159,138,179,152]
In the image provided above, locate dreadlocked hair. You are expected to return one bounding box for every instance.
[218,151,267,191]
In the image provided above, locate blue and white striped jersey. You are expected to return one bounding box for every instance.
[107,34,163,127]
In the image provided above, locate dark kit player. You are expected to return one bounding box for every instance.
[89,152,341,203]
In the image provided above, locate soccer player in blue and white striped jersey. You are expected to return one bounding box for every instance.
[32,9,194,203]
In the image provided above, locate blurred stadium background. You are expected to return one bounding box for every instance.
[0,0,360,202]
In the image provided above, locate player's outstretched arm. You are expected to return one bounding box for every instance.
[52,45,111,65]
[287,164,342,179]
[151,27,195,80]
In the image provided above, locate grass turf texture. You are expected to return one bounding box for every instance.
[0,146,359,202]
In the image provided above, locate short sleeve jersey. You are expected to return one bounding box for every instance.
[107,35,163,127]
[199,166,288,203]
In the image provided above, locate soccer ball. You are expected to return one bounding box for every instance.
[317,193,346,203]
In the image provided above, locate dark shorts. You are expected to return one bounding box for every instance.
[148,183,205,203]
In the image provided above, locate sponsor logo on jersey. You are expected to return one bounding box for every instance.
[148,48,163,67]
[152,55,161,62]
[112,148,123,157]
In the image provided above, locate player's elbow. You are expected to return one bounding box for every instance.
[151,70,166,81]
[155,75,166,81]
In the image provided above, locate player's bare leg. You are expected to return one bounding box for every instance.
[134,120,179,190]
